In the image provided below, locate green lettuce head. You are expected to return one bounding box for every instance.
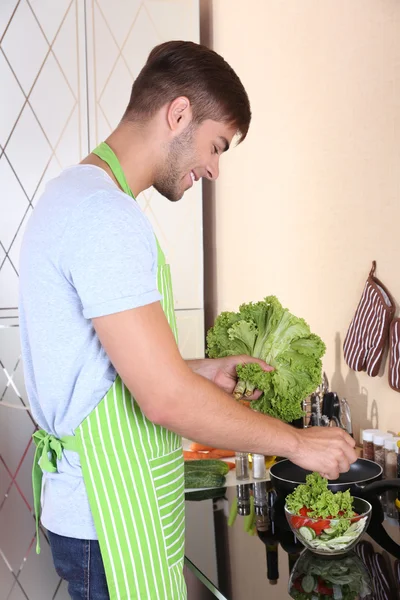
[206,296,326,423]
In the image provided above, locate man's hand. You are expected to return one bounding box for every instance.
[187,356,273,399]
[288,427,358,481]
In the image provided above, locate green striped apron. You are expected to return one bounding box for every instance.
[32,143,186,599]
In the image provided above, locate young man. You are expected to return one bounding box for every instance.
[19,41,356,599]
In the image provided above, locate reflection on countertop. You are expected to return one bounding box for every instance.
[185,482,400,600]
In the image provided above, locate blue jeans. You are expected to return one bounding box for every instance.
[48,531,109,599]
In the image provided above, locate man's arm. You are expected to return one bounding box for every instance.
[93,302,357,480]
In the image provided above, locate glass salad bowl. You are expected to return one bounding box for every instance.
[285,497,372,556]
[288,549,373,600]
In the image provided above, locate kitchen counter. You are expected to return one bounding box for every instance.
[185,482,400,599]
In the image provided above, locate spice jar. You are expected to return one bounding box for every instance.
[384,437,400,479]
[373,433,393,470]
[362,429,381,460]
[252,453,267,479]
[235,452,249,480]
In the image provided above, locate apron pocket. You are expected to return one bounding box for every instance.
[149,447,185,569]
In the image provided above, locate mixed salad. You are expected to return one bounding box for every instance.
[285,473,369,553]
[289,551,373,600]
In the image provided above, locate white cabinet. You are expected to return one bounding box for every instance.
[85,0,205,345]
[0,2,204,597]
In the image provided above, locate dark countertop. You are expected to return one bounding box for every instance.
[185,483,400,600]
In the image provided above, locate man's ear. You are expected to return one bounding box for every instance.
[166,96,192,133]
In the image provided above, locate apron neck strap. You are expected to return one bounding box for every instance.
[93,142,133,198]
[92,142,165,265]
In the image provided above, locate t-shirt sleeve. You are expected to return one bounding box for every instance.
[59,191,161,319]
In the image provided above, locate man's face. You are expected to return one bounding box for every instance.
[153,119,236,202]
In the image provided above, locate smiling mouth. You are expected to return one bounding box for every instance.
[186,170,198,188]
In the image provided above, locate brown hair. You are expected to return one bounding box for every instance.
[123,41,251,142]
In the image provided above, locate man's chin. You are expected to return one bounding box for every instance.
[153,184,183,203]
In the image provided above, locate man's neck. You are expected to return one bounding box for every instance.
[81,121,160,197]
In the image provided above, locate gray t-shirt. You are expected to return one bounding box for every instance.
[19,165,161,539]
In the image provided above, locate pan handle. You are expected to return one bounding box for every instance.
[362,479,400,496]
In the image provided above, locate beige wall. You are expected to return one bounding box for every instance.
[203,0,400,441]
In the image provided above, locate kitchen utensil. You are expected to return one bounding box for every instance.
[341,398,353,437]
[332,393,341,420]
[310,373,329,428]
[313,393,322,427]
[321,392,343,428]
[321,372,329,394]
[269,458,397,496]
[285,497,372,555]
[321,392,335,420]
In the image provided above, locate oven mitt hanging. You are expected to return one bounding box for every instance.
[343,261,395,377]
[389,319,400,392]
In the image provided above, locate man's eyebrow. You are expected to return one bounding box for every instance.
[219,136,230,152]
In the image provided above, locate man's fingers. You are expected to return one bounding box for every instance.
[338,457,351,474]
[240,355,274,372]
[332,434,357,464]
[341,429,356,448]
[321,470,339,481]
[341,443,357,465]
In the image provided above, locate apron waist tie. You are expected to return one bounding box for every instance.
[32,429,78,554]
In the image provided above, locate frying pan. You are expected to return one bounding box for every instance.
[269,458,400,497]
[270,458,400,558]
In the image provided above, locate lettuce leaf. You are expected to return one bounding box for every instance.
[286,472,356,519]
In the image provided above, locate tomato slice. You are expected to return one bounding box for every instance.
[291,506,335,534]
[308,519,330,535]
[293,577,303,591]
[291,515,311,529]
[317,578,333,595]
[351,512,361,523]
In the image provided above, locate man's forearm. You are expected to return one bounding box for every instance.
[156,369,300,459]
[186,358,215,379]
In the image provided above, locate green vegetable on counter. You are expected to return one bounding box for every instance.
[184,469,226,490]
[184,460,228,490]
[184,459,230,477]
[206,296,326,422]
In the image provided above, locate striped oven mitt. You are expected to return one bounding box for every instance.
[343,262,395,377]
[389,319,400,392]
